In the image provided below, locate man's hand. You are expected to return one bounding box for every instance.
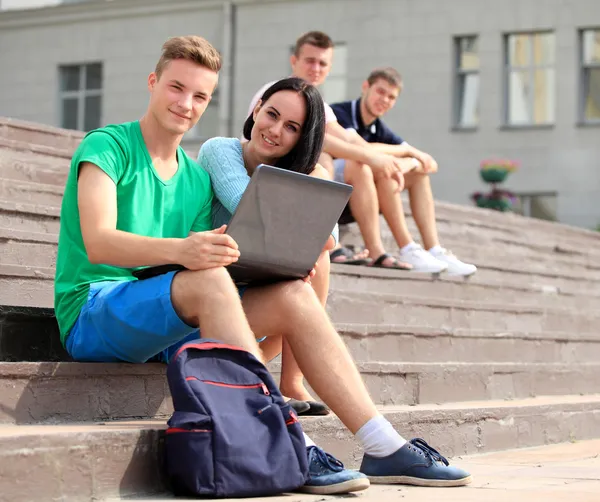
[411,151,438,174]
[368,152,404,179]
[178,226,240,270]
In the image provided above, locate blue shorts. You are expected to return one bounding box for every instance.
[333,159,346,183]
[66,271,248,364]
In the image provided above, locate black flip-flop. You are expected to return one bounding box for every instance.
[287,398,311,414]
[369,253,412,270]
[330,246,369,266]
[297,401,331,416]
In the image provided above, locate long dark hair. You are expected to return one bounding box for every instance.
[243,77,325,175]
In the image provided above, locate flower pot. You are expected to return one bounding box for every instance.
[480,168,509,183]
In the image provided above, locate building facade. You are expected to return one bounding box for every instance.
[1,0,599,228]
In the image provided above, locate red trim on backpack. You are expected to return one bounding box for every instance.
[166,427,211,434]
[174,342,249,360]
[186,376,270,395]
[285,410,299,426]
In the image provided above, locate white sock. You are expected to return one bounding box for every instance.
[356,415,407,457]
[400,241,419,254]
[428,245,444,256]
[303,432,316,448]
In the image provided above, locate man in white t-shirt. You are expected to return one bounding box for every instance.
[247,31,418,270]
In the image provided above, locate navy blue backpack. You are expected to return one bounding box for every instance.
[165,340,309,498]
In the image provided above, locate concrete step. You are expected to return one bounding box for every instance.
[326,290,600,333]
[337,323,600,365]
[4,359,599,424]
[1,395,599,501]
[0,230,57,269]
[3,240,599,314]
[0,199,60,234]
[0,117,83,152]
[0,265,54,308]
[0,138,69,186]
[0,178,63,208]
[341,225,600,286]
[330,264,600,309]
[269,361,600,406]
[431,200,600,245]
[101,436,600,501]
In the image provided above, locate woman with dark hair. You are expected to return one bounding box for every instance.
[197,77,334,416]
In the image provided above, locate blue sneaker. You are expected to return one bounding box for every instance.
[297,446,370,495]
[360,438,472,487]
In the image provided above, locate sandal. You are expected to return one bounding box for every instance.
[330,246,370,265]
[297,400,330,416]
[286,398,311,414]
[368,253,412,270]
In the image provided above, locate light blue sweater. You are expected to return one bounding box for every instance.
[197,137,339,245]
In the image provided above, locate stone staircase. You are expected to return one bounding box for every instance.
[0,117,599,500]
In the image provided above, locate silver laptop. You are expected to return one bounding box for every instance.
[225,164,352,285]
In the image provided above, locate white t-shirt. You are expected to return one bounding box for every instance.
[246,80,337,126]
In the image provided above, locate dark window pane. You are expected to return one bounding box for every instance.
[584,67,600,121]
[582,30,600,65]
[60,65,81,92]
[62,98,79,130]
[83,95,101,131]
[85,63,103,90]
[456,73,479,126]
[459,37,479,70]
[507,34,531,67]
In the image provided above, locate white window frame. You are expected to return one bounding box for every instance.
[58,62,102,131]
[503,31,555,127]
[579,28,600,124]
[453,35,479,129]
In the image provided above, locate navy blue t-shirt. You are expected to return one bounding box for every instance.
[330,99,405,145]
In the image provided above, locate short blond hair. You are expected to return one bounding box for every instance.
[155,36,221,78]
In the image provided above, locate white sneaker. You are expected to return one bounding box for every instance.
[430,248,477,277]
[399,244,448,274]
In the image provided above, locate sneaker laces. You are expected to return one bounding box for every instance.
[307,445,345,473]
[409,438,449,466]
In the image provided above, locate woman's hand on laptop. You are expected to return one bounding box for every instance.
[179,225,240,270]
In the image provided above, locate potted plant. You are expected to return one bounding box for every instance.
[472,159,519,212]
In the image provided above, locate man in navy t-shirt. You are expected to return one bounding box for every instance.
[329,67,476,276]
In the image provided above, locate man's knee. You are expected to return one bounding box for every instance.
[171,267,237,324]
[271,279,319,314]
[404,170,429,190]
[346,162,374,185]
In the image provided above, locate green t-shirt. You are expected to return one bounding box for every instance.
[54,121,213,343]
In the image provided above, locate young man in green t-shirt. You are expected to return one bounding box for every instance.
[55,35,470,492]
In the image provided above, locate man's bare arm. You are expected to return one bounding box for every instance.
[78,162,239,269]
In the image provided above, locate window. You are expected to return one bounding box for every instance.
[514,192,558,221]
[184,88,220,140]
[453,36,479,128]
[321,43,348,104]
[580,29,600,123]
[504,32,555,126]
[59,63,102,131]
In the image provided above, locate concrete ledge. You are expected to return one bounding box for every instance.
[2,360,600,424]
[1,395,599,501]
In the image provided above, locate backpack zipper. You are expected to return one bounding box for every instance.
[186,376,270,395]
